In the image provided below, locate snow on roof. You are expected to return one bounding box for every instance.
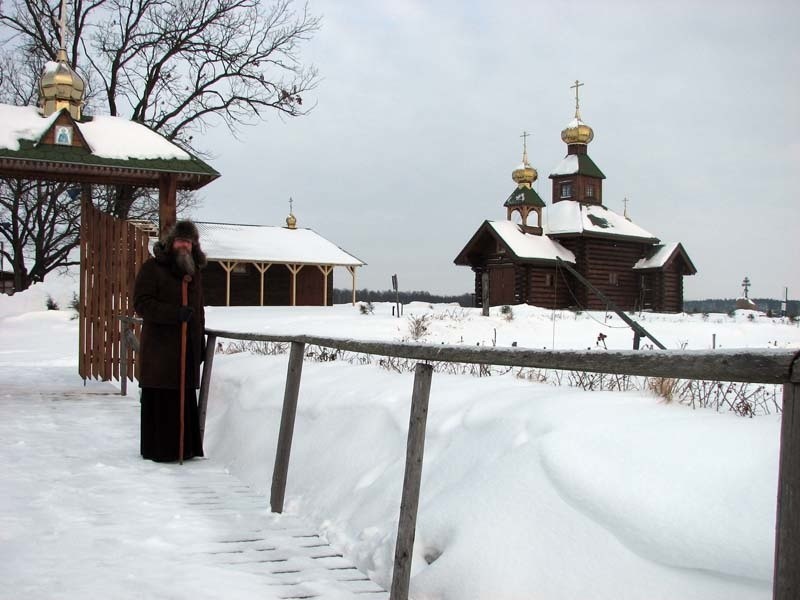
[489,221,575,263]
[545,201,658,241]
[0,103,191,160]
[195,222,365,266]
[633,243,679,270]
[550,154,579,176]
[78,116,190,160]
[0,105,59,151]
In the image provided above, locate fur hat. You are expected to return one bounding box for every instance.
[169,220,200,244]
[154,219,207,270]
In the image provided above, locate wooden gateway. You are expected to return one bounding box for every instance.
[455,82,696,313]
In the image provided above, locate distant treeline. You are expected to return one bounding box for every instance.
[683,298,798,316]
[333,288,474,307]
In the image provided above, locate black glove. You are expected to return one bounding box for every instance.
[177,306,194,323]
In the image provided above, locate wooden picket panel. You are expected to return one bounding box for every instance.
[79,197,151,382]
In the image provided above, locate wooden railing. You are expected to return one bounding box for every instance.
[123,318,800,600]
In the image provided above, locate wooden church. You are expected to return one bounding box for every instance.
[455,82,696,313]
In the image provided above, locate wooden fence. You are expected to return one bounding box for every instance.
[192,329,799,600]
[116,318,798,599]
[79,196,150,381]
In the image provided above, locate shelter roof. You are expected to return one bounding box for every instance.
[633,242,697,274]
[0,104,218,189]
[545,201,659,243]
[454,220,575,266]
[195,222,365,267]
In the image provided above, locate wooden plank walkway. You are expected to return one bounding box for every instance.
[0,378,387,600]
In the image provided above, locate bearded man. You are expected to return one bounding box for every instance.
[133,220,207,462]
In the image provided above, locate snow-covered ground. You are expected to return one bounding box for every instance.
[2,275,799,599]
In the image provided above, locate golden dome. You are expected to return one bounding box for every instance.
[512,160,538,188]
[39,49,85,120]
[561,116,594,145]
[285,212,297,229]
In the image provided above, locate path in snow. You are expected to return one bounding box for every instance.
[0,374,387,600]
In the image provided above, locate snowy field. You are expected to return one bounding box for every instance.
[2,275,799,599]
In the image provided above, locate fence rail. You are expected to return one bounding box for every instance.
[122,319,800,600]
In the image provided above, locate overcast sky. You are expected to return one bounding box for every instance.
[196,0,800,300]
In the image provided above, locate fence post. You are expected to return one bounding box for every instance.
[774,373,800,600]
[271,341,305,513]
[197,334,217,445]
[390,362,433,600]
[119,319,128,396]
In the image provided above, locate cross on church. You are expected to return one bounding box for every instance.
[742,277,751,299]
[59,0,67,49]
[520,131,530,154]
[571,79,584,115]
[623,196,630,218]
[289,196,294,214]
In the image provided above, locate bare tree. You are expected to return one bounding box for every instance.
[0,0,319,289]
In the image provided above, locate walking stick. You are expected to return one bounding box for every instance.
[179,275,191,464]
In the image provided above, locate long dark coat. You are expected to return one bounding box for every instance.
[133,242,206,389]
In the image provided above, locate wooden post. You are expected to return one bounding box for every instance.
[774,372,800,600]
[158,174,177,240]
[390,362,433,600]
[254,263,272,306]
[481,271,490,316]
[287,264,302,306]
[348,266,357,305]
[317,265,333,306]
[119,319,128,396]
[197,334,217,445]
[271,341,305,513]
[219,261,237,306]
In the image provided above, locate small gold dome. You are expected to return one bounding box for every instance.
[39,49,85,120]
[285,212,297,229]
[512,162,538,188]
[561,116,594,145]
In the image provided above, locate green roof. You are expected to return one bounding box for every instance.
[548,153,606,180]
[0,139,218,178]
[503,185,545,208]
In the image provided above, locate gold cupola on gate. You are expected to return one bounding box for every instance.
[561,79,594,146]
[39,0,85,120]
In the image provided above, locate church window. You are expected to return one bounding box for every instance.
[560,182,573,199]
[609,272,619,286]
[586,184,594,198]
[545,273,553,287]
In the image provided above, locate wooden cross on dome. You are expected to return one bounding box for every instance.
[571,79,584,117]
[742,276,751,299]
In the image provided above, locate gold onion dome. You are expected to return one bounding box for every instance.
[511,147,538,188]
[39,48,85,120]
[285,212,297,229]
[561,115,594,145]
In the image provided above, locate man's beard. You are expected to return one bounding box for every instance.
[174,249,196,276]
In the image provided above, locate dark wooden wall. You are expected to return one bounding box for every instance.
[203,262,333,307]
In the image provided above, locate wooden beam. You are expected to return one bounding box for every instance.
[347,266,356,306]
[219,261,238,307]
[390,363,433,600]
[271,341,305,513]
[774,366,800,600]
[254,262,272,306]
[198,334,217,445]
[158,174,177,239]
[287,264,302,306]
[317,265,333,307]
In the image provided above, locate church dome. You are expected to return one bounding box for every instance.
[512,161,538,187]
[285,212,297,229]
[561,116,594,145]
[39,49,85,120]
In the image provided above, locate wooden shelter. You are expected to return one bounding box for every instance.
[196,220,364,307]
[0,45,219,381]
[455,82,696,313]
